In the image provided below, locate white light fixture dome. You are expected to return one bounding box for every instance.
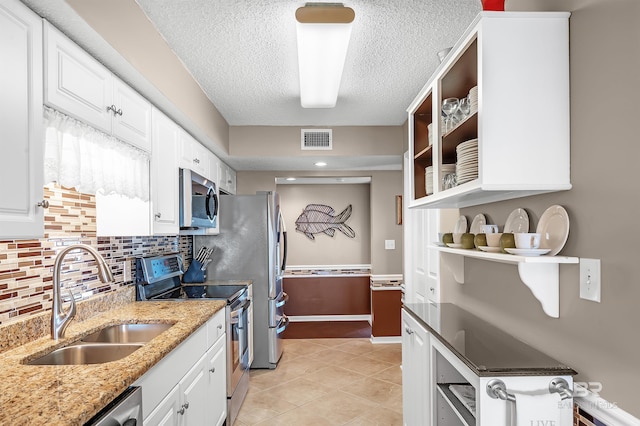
[295,3,355,108]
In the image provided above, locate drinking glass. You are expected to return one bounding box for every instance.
[458,96,471,118]
[442,98,459,132]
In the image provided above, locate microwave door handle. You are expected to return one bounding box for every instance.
[212,191,218,219]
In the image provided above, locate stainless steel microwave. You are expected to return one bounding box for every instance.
[179,168,219,234]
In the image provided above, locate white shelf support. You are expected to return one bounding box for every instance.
[435,246,578,318]
[517,262,560,318]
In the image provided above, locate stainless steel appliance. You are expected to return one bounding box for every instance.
[195,191,289,369]
[179,168,219,233]
[135,254,249,426]
[84,386,142,425]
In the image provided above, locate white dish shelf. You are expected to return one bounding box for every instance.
[435,246,578,318]
[407,12,571,209]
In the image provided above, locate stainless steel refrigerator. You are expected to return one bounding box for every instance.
[195,192,288,369]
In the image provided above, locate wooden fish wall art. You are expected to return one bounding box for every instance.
[294,204,355,240]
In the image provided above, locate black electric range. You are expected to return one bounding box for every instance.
[135,253,246,303]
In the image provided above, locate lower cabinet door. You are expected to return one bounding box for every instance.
[180,355,209,425]
[207,336,227,426]
[402,309,431,426]
[145,385,181,426]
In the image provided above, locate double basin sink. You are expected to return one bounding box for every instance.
[26,323,173,366]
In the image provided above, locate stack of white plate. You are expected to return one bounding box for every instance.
[425,164,456,194]
[468,86,478,114]
[427,123,433,146]
[456,139,478,185]
[425,166,434,195]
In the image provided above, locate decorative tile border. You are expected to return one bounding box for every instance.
[0,184,192,325]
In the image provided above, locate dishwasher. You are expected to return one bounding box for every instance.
[84,386,143,426]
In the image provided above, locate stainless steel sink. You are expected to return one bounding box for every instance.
[81,323,173,344]
[27,343,143,365]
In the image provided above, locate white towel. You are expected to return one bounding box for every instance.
[511,388,563,426]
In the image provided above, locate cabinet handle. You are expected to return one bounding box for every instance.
[217,324,223,329]
[184,402,189,410]
[155,212,161,219]
[405,327,413,335]
[36,200,49,208]
[115,108,123,116]
[430,287,435,292]
[193,158,200,164]
[177,406,185,415]
[209,367,215,373]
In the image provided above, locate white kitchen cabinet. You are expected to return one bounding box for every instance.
[402,309,431,426]
[136,309,227,426]
[178,130,210,178]
[206,336,228,426]
[218,162,236,195]
[44,22,151,152]
[407,12,570,209]
[0,0,44,239]
[151,108,180,235]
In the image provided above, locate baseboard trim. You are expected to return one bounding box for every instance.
[370,336,401,344]
[288,315,371,322]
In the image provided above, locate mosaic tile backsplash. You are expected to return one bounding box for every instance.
[0,184,192,325]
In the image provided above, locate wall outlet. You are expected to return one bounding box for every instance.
[579,258,601,302]
[385,240,396,250]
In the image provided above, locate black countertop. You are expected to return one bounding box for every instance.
[404,303,577,377]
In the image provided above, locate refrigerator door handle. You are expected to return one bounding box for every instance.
[279,210,287,274]
[275,314,289,334]
[275,292,289,308]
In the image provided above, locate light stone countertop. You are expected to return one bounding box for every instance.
[0,300,225,425]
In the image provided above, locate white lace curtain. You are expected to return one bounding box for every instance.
[43,107,150,201]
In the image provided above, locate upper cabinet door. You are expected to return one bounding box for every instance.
[44,22,112,134]
[151,108,179,235]
[112,78,152,152]
[0,0,44,239]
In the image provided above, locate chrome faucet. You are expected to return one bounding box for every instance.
[51,244,114,340]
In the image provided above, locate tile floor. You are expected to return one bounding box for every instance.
[235,338,403,425]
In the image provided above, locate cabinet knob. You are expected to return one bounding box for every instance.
[36,200,49,208]
[405,327,413,335]
[217,324,223,329]
[155,212,161,219]
[430,287,435,292]
[107,105,123,116]
[209,367,215,373]
[177,406,185,415]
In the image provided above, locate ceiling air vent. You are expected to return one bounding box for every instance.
[301,129,332,150]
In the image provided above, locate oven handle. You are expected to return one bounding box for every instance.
[275,314,289,334]
[230,299,251,324]
[275,292,288,308]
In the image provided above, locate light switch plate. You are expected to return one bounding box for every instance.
[579,258,601,302]
[385,240,395,250]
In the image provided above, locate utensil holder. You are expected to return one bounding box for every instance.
[182,260,206,283]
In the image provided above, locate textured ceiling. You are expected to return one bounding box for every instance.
[134,0,481,126]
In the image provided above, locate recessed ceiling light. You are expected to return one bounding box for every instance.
[286,177,297,181]
[314,161,327,167]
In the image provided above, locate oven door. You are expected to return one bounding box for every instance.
[228,297,250,394]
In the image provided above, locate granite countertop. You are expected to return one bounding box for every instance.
[404,302,577,377]
[0,300,225,425]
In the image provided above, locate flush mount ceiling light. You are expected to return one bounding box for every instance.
[314,161,328,167]
[295,3,355,108]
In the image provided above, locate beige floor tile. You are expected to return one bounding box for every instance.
[302,347,360,364]
[371,364,403,386]
[235,387,298,425]
[238,338,404,426]
[264,377,333,406]
[303,364,368,388]
[298,391,380,425]
[340,354,394,376]
[345,405,404,426]
[253,406,335,426]
[341,376,403,413]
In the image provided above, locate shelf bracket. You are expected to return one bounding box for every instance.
[441,252,465,284]
[517,263,560,318]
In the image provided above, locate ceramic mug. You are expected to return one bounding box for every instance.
[499,233,516,253]
[515,232,541,249]
[481,224,499,234]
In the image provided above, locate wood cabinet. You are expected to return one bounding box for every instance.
[371,287,402,339]
[44,22,151,151]
[137,309,227,426]
[402,309,431,426]
[408,12,571,209]
[283,275,371,317]
[218,162,236,195]
[151,108,180,235]
[0,0,44,239]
